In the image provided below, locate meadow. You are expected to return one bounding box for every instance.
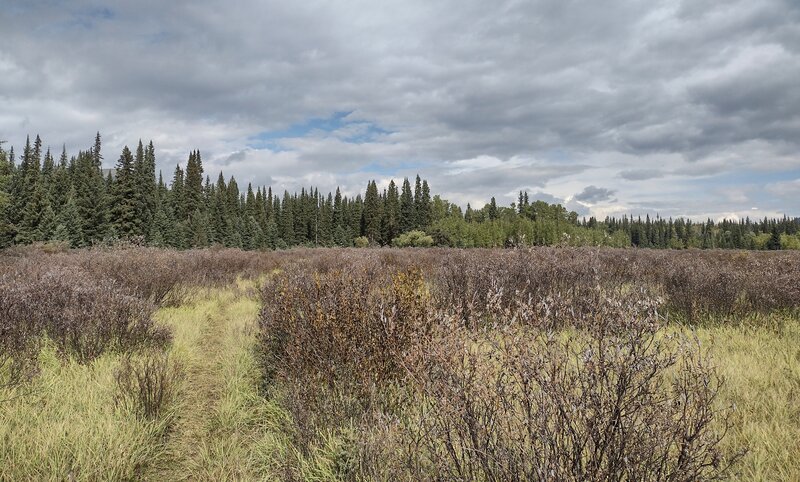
[0,246,798,481]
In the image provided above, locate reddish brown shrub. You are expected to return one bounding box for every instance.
[389,295,741,481]
[114,350,182,421]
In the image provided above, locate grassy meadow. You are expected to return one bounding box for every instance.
[1,246,799,481]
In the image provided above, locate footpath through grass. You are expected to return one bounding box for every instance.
[145,280,289,480]
[0,281,293,481]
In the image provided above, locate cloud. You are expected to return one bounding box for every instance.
[767,178,800,198]
[619,169,667,181]
[574,185,617,204]
[0,0,798,218]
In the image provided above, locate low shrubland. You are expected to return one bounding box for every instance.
[0,247,277,390]
[0,246,276,479]
[1,246,799,480]
[258,248,800,480]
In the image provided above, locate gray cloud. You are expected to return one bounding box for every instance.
[619,169,667,181]
[0,0,798,218]
[574,186,617,204]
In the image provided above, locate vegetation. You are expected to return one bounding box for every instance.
[257,248,800,480]
[1,246,799,480]
[1,134,798,251]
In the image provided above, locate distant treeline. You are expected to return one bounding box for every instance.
[0,134,797,250]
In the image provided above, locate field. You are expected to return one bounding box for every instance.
[1,246,799,481]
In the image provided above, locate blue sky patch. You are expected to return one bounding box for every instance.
[247,111,391,150]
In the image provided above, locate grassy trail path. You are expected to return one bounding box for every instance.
[145,283,286,481]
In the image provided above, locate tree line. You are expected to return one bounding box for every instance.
[0,134,797,250]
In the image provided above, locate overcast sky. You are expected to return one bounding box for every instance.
[1,0,798,219]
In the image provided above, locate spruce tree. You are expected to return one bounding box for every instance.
[255,187,267,235]
[210,173,228,244]
[362,180,382,243]
[241,215,257,250]
[188,208,210,247]
[10,136,40,232]
[224,177,241,247]
[319,193,333,246]
[487,197,498,221]
[52,187,82,247]
[226,176,240,217]
[245,183,257,218]
[184,150,204,215]
[767,227,782,250]
[264,219,279,249]
[138,141,157,238]
[92,132,102,169]
[170,164,186,221]
[16,178,51,243]
[419,179,432,227]
[41,148,54,184]
[265,186,274,222]
[74,150,109,245]
[149,198,175,247]
[413,175,423,228]
[0,143,13,246]
[279,191,294,245]
[111,146,140,237]
[400,178,415,233]
[383,180,400,243]
[293,189,307,244]
[49,146,71,211]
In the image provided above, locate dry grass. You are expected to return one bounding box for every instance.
[697,319,800,481]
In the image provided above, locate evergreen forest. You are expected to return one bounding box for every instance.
[1,134,797,250]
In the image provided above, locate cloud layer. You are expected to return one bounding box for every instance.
[1,0,798,219]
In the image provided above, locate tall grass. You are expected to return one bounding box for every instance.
[697,319,800,481]
[147,281,292,480]
[0,344,175,480]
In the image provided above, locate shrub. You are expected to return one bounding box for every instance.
[0,265,169,365]
[114,350,182,421]
[353,236,369,248]
[392,230,434,248]
[259,260,435,449]
[386,293,742,481]
[255,248,761,480]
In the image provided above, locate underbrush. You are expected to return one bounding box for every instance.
[258,248,800,480]
[2,246,799,480]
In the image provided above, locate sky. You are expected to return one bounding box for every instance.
[1,0,798,220]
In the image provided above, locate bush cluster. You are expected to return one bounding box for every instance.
[114,350,182,421]
[0,263,166,380]
[256,247,797,480]
[1,246,277,394]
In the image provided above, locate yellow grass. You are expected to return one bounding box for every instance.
[0,280,291,481]
[0,344,173,480]
[698,319,800,481]
[147,280,290,480]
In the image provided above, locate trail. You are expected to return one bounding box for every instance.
[144,283,282,481]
